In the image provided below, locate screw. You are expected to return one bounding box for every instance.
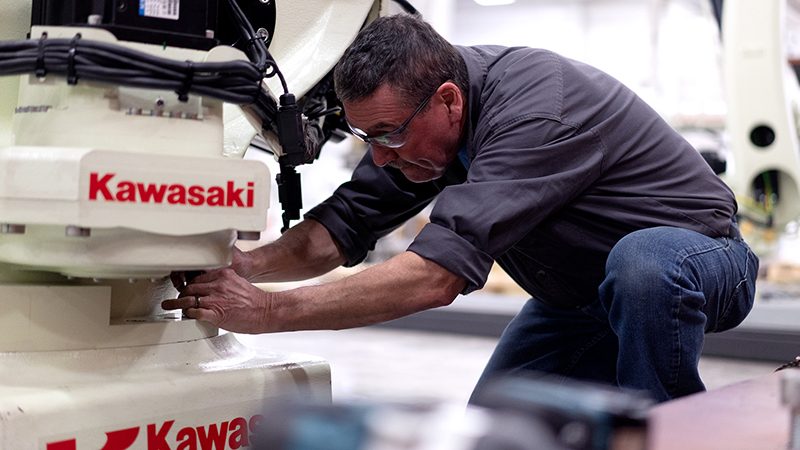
[237,231,261,241]
[0,224,25,234]
[256,28,270,41]
[118,1,128,13]
[65,225,91,237]
[155,97,165,108]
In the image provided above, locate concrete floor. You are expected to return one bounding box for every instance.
[237,327,780,406]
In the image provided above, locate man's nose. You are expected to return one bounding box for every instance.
[371,145,398,167]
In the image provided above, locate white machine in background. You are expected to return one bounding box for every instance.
[709,0,800,347]
[0,0,384,448]
[723,0,800,230]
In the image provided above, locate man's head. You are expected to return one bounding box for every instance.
[334,15,469,182]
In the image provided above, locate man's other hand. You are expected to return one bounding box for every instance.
[161,268,272,334]
[170,246,257,292]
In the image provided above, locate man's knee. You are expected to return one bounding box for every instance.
[604,227,681,287]
[598,227,702,318]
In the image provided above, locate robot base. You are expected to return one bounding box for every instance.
[0,282,331,449]
[0,333,331,449]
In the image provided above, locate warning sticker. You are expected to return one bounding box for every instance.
[138,0,180,21]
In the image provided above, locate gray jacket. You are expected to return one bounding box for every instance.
[306,45,736,307]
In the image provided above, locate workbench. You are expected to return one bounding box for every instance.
[649,371,790,449]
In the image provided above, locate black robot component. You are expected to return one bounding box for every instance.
[30,0,276,51]
[275,93,327,233]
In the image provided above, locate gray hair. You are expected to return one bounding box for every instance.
[334,14,469,110]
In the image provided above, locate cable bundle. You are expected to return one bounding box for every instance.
[0,0,285,111]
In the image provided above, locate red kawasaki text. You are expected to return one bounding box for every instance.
[89,173,255,208]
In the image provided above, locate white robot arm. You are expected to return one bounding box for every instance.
[0,2,398,446]
[0,0,382,280]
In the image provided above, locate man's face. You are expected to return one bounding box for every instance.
[343,83,464,183]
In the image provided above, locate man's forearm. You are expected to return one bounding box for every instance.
[244,219,346,283]
[263,251,466,332]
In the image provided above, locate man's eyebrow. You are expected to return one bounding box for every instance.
[365,121,397,135]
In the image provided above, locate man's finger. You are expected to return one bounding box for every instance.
[191,268,232,285]
[184,306,220,325]
[182,282,218,298]
[161,296,199,311]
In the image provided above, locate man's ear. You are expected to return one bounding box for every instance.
[439,81,464,122]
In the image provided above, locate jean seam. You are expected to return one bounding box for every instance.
[669,266,682,396]
[667,238,732,394]
[716,245,753,329]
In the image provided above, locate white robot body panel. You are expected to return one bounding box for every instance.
[0,333,331,450]
[0,0,380,442]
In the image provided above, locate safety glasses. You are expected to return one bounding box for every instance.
[346,91,434,149]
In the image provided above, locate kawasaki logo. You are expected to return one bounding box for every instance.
[89,173,255,208]
[46,415,264,449]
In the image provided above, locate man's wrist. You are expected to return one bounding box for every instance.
[235,249,258,281]
[258,289,277,333]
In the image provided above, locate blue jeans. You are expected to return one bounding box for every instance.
[470,226,759,403]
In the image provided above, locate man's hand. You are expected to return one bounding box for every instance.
[161,268,272,334]
[170,247,256,291]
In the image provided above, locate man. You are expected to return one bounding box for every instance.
[162,14,758,403]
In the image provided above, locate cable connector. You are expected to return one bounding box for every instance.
[276,162,302,233]
[35,33,48,79]
[67,34,81,85]
[176,60,195,102]
[275,93,307,232]
[276,93,306,166]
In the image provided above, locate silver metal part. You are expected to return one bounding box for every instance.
[87,14,103,25]
[237,231,261,241]
[65,225,91,237]
[0,224,25,234]
[205,29,215,39]
[781,369,800,449]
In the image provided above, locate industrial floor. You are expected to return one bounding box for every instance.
[237,327,780,406]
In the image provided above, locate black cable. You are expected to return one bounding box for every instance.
[392,0,420,16]
[0,37,264,104]
[225,0,288,95]
[710,0,723,35]
[0,0,291,108]
[248,142,275,155]
[306,106,341,120]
